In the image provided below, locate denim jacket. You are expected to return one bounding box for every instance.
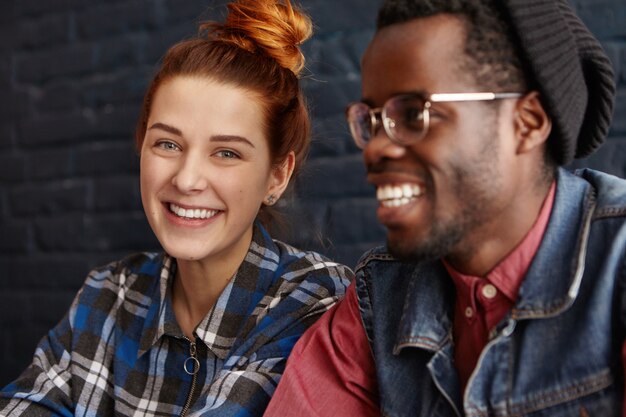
[355,168,626,417]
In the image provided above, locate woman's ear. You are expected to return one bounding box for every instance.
[514,91,552,155]
[264,151,296,206]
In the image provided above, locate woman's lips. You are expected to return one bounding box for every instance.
[168,203,220,220]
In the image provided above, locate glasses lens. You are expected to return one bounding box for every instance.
[346,102,372,149]
[383,94,426,145]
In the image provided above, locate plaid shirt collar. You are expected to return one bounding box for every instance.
[138,223,281,360]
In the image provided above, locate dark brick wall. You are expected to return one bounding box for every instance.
[0,0,624,386]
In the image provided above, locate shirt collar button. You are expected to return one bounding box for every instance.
[481,284,497,299]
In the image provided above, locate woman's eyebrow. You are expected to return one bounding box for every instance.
[147,122,182,136]
[210,135,255,148]
[147,124,255,148]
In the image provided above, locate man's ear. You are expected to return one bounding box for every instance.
[514,91,552,155]
[264,151,295,205]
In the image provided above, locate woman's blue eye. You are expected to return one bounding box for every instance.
[217,150,239,159]
[156,141,180,151]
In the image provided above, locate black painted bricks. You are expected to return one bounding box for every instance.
[0,0,624,386]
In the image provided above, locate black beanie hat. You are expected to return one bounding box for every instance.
[500,0,616,165]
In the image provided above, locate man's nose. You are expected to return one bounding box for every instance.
[362,127,407,166]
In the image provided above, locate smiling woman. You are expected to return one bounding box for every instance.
[0,1,352,416]
[140,78,289,336]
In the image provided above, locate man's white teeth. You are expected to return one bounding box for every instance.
[377,183,422,208]
[170,203,218,219]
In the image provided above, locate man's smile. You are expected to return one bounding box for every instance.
[376,183,423,208]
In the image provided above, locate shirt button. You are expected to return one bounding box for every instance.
[464,307,474,318]
[482,284,497,299]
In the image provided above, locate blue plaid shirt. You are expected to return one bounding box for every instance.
[0,224,352,416]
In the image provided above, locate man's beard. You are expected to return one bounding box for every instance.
[386,211,465,263]
[386,144,502,264]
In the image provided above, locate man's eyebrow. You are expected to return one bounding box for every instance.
[210,135,256,148]
[147,122,182,136]
[361,90,429,106]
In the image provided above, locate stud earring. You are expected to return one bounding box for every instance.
[265,194,277,205]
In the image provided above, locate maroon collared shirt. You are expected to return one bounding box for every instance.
[444,182,556,392]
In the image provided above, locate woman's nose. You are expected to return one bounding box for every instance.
[171,154,208,193]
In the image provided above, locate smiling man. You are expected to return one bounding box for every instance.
[264,0,626,416]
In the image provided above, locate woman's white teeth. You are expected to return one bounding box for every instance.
[377,183,422,208]
[170,203,218,219]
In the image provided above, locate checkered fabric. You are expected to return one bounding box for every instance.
[0,224,352,416]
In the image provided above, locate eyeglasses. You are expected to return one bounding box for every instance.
[346,92,523,149]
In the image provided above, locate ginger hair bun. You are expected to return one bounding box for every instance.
[202,0,313,76]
